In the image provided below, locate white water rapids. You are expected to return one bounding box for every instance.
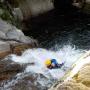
[1,45,86,90]
[10,45,84,78]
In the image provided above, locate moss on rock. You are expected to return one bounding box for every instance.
[0,1,21,28]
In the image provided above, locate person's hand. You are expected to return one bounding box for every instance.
[47,65,53,69]
[51,63,56,67]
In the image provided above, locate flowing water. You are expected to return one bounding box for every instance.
[0,45,84,90]
[1,9,90,90]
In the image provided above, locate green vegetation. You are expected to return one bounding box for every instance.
[0,1,21,28]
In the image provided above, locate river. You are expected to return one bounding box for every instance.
[1,9,90,90]
[24,9,90,50]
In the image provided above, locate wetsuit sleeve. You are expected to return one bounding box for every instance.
[51,59,58,65]
[57,62,64,68]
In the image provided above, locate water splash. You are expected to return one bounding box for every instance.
[66,50,90,81]
[1,45,84,90]
[9,45,84,78]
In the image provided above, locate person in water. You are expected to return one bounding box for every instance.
[45,59,64,69]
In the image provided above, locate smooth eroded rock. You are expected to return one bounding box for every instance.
[0,19,38,58]
[49,63,90,90]
[73,63,90,87]
[0,59,24,82]
[0,41,10,59]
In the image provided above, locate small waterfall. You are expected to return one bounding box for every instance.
[0,45,85,90]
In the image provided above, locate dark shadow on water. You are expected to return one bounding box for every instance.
[23,9,90,50]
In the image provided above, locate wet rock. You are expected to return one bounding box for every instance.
[0,59,24,82]
[0,18,38,84]
[49,80,89,90]
[73,63,90,87]
[0,41,10,59]
[0,8,4,15]
[0,19,38,43]
[0,59,21,84]
[49,63,90,90]
[72,0,90,14]
[17,0,54,20]
[6,27,25,41]
[0,19,37,44]
[0,41,10,51]
[0,31,6,39]
[0,40,37,59]
[0,19,38,58]
[8,42,34,55]
[1,72,55,90]
[0,19,12,34]
[13,8,23,21]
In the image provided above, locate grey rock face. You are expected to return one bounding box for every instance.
[0,19,38,44]
[13,8,23,21]
[0,19,38,59]
[0,41,10,52]
[0,19,12,34]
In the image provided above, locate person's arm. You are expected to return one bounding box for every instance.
[57,62,65,68]
[47,65,53,69]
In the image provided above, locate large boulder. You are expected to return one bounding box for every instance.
[0,19,38,58]
[0,59,23,82]
[50,80,89,90]
[49,63,90,90]
[49,51,90,90]
[0,18,38,85]
[72,0,90,14]
[17,0,54,20]
[0,41,10,59]
[0,19,37,44]
[73,63,90,87]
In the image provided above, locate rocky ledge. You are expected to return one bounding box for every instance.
[49,63,90,90]
[0,18,38,82]
[0,19,38,59]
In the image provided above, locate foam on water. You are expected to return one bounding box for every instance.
[1,45,86,90]
[66,50,90,81]
[9,45,84,79]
